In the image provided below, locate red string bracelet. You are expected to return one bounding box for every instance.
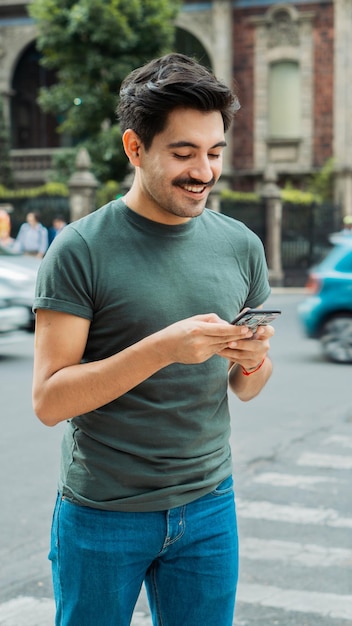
[241,357,266,376]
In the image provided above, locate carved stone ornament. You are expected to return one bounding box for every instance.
[268,9,300,48]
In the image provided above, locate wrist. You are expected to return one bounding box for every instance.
[240,357,266,376]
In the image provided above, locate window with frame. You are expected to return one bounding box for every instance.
[268,60,301,138]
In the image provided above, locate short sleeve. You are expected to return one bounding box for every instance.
[33,225,94,321]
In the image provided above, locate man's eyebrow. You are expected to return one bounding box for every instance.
[167,140,227,149]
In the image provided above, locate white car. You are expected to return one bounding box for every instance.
[0,283,29,332]
[0,246,41,333]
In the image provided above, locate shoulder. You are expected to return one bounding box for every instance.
[201,208,264,250]
[68,200,126,241]
[42,201,126,265]
[202,208,256,235]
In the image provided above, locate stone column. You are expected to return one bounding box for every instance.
[68,148,98,222]
[260,166,284,287]
[333,0,352,216]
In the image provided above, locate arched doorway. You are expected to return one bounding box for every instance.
[10,42,60,149]
[175,28,212,70]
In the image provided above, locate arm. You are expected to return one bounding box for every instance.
[33,309,253,426]
[228,350,273,402]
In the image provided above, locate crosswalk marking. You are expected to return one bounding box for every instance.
[0,597,55,626]
[297,451,352,469]
[2,584,352,625]
[252,472,337,489]
[237,583,352,621]
[0,597,153,626]
[323,435,352,449]
[240,537,352,568]
[237,499,352,528]
[1,452,350,625]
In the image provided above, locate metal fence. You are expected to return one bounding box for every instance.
[220,199,267,244]
[281,202,341,285]
[2,194,341,286]
[220,199,341,286]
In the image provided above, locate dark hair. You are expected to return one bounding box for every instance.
[28,211,41,222]
[117,53,240,150]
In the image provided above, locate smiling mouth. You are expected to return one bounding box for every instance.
[182,184,207,194]
[174,177,215,195]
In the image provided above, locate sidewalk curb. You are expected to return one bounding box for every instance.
[271,287,308,294]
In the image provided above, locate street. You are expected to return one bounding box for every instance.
[0,291,351,625]
[229,291,352,625]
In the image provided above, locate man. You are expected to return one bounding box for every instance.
[14,210,48,257]
[33,53,275,626]
[48,214,67,245]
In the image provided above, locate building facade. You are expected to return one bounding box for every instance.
[0,0,351,213]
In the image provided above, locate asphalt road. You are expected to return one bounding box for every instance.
[0,291,351,625]
[229,291,352,625]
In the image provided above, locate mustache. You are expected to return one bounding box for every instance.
[173,176,215,188]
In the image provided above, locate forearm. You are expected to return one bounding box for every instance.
[33,331,172,426]
[33,311,260,426]
[228,356,272,401]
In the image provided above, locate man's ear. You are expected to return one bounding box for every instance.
[122,129,142,166]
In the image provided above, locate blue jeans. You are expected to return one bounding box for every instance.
[49,475,238,626]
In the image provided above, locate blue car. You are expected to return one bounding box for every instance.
[297,241,352,363]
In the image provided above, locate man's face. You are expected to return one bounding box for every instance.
[135,108,226,224]
[27,213,37,226]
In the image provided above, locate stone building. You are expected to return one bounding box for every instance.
[0,0,351,214]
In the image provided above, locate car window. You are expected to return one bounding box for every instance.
[335,250,352,273]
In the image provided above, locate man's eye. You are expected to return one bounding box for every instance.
[209,153,221,159]
[173,153,191,160]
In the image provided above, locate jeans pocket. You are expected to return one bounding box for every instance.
[211,474,234,496]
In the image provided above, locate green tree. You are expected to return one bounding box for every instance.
[29,0,181,183]
[0,96,14,188]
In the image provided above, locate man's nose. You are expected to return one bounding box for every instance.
[188,156,214,184]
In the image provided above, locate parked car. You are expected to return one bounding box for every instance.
[297,241,352,363]
[0,282,29,333]
[0,245,41,332]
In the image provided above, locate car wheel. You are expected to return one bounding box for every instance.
[320,314,352,363]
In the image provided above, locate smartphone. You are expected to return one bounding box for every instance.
[231,309,281,331]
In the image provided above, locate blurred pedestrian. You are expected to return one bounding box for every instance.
[14,211,48,257]
[33,53,275,626]
[48,215,67,245]
[0,209,15,249]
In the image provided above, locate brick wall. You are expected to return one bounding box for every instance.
[312,2,334,167]
[232,7,257,173]
[230,2,334,184]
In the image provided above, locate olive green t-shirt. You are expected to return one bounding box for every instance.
[34,201,270,511]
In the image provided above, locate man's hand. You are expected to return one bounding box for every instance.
[220,323,275,372]
[156,313,254,365]
[223,324,276,401]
